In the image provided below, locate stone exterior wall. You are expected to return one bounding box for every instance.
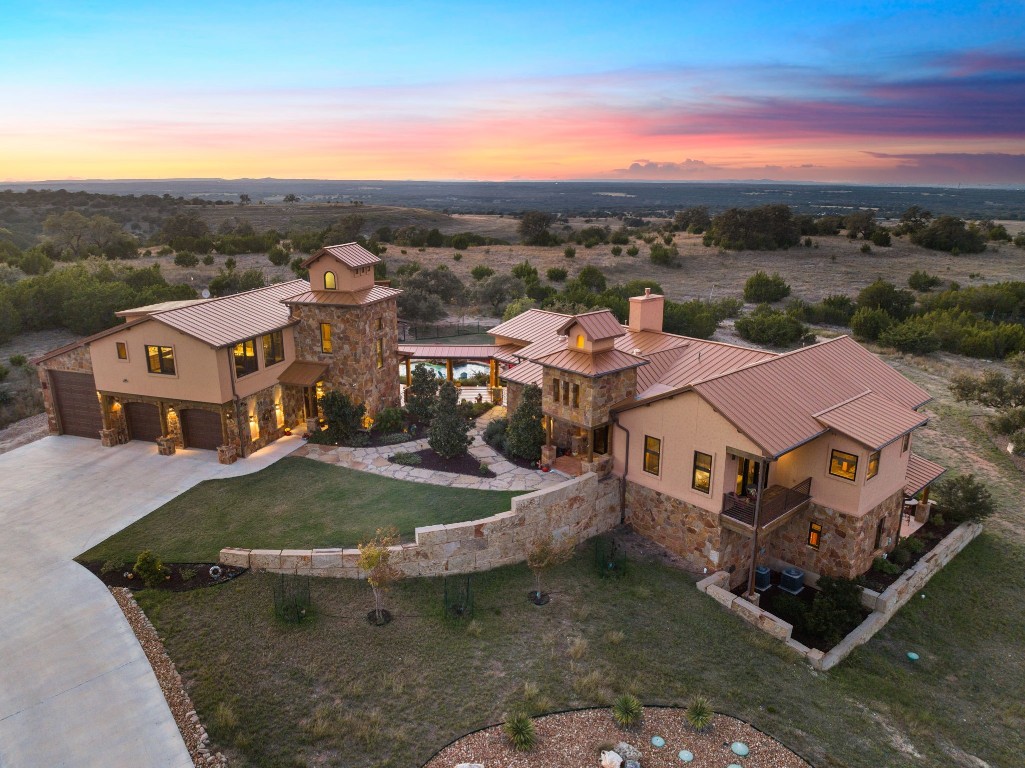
[542,367,636,430]
[505,381,524,414]
[38,345,93,434]
[221,472,622,578]
[765,490,903,579]
[289,297,399,415]
[238,382,304,457]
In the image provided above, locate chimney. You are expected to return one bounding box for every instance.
[628,288,664,332]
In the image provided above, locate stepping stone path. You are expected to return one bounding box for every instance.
[294,408,568,492]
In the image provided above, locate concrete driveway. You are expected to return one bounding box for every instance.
[0,435,301,767]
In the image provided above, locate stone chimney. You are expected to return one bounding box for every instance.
[628,288,664,332]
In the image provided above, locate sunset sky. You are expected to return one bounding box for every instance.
[2,1,1024,185]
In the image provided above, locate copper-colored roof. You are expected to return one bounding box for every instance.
[690,336,932,458]
[501,360,545,386]
[815,391,929,450]
[282,284,401,307]
[152,280,307,348]
[636,347,691,392]
[32,317,149,365]
[655,340,777,390]
[905,452,945,497]
[277,360,329,387]
[115,298,209,318]
[514,334,568,361]
[488,309,571,344]
[300,242,380,269]
[614,329,690,356]
[558,310,625,341]
[535,348,646,378]
[398,344,518,364]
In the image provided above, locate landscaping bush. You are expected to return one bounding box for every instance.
[372,406,405,434]
[378,432,411,446]
[506,384,545,462]
[503,712,537,751]
[483,416,509,453]
[684,696,714,732]
[611,694,643,728]
[872,556,902,575]
[133,550,168,588]
[404,363,439,424]
[771,593,810,633]
[807,576,864,647]
[935,474,995,524]
[735,305,806,346]
[320,390,365,443]
[888,544,912,567]
[429,382,471,459]
[744,271,791,303]
[391,451,422,466]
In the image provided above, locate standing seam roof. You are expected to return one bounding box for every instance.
[558,310,626,341]
[815,391,929,450]
[487,309,572,343]
[300,242,381,269]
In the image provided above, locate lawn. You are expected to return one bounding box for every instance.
[80,457,521,564]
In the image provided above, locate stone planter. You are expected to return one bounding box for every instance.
[156,436,176,456]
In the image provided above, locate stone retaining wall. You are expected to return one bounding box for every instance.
[220,472,621,578]
[697,521,982,671]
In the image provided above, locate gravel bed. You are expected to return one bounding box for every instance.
[425,707,810,768]
[109,587,228,767]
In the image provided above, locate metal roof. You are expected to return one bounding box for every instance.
[558,310,625,341]
[300,242,381,269]
[151,280,307,348]
[655,340,777,390]
[501,360,544,386]
[488,309,571,343]
[115,299,210,318]
[614,329,690,356]
[636,347,691,392]
[398,344,517,363]
[815,391,929,450]
[905,453,946,497]
[535,348,646,378]
[691,336,932,458]
[282,284,401,307]
[277,360,329,387]
[514,334,568,360]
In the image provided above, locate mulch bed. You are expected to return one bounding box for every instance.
[859,518,958,592]
[306,429,419,449]
[425,707,810,768]
[79,561,246,592]
[390,448,497,478]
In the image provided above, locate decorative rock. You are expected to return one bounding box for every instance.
[731,741,750,756]
[600,750,623,768]
[907,651,920,661]
[651,735,666,748]
[678,749,694,762]
[615,742,642,761]
[624,761,641,768]
[454,764,484,768]
[728,764,742,768]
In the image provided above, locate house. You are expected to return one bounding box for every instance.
[33,243,401,463]
[489,289,945,587]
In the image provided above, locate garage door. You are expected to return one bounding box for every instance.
[50,370,102,439]
[181,408,223,450]
[125,402,162,443]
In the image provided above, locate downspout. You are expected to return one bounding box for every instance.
[612,414,630,525]
[745,457,769,598]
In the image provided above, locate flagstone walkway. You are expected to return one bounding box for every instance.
[294,408,567,492]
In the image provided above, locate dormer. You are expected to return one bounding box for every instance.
[557,309,625,354]
[301,242,380,293]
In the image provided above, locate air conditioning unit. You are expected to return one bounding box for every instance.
[755,565,771,592]
[779,566,805,595]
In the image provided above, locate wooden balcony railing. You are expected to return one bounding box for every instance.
[721,477,812,533]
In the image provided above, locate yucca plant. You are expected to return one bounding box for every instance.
[611,693,643,728]
[503,712,536,751]
[685,695,714,732]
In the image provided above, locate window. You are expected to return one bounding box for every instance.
[116,341,128,360]
[829,449,858,481]
[551,377,560,402]
[324,271,336,290]
[376,317,383,331]
[643,435,661,475]
[145,345,175,375]
[376,339,384,369]
[575,334,585,348]
[562,380,570,405]
[233,339,258,378]
[866,450,880,480]
[901,433,910,453]
[692,451,712,493]
[262,331,284,366]
[320,323,332,353]
[572,383,580,407]
[808,521,822,549]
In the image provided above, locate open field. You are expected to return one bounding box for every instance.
[80,457,521,564]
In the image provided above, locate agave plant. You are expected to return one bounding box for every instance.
[503,712,536,751]
[611,693,643,728]
[685,695,714,732]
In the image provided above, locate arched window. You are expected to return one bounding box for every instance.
[324,271,336,290]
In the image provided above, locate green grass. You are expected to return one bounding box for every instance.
[80,457,520,563]
[136,533,1025,768]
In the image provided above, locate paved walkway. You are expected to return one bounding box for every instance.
[294,408,568,492]
[0,435,302,768]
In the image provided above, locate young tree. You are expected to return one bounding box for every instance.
[405,363,439,424]
[502,296,537,321]
[357,527,403,625]
[934,474,995,524]
[429,381,472,458]
[320,390,366,442]
[743,271,790,303]
[519,211,556,245]
[506,383,545,462]
[526,532,574,602]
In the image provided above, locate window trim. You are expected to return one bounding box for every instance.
[866,449,880,480]
[320,323,332,354]
[115,341,128,361]
[324,270,336,290]
[828,448,858,481]
[262,330,285,367]
[145,345,176,376]
[692,450,712,494]
[233,338,259,378]
[375,339,384,369]
[643,435,662,476]
[808,521,822,549]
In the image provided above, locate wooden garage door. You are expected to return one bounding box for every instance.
[50,370,102,439]
[181,408,223,450]
[125,402,162,443]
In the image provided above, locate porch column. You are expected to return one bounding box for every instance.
[158,401,169,437]
[99,394,113,431]
[746,458,769,599]
[489,359,498,388]
[446,359,454,382]
[405,357,412,386]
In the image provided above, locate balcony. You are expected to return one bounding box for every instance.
[721,478,812,535]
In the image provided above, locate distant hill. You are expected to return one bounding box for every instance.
[2,179,1022,219]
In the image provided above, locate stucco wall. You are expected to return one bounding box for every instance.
[221,472,621,578]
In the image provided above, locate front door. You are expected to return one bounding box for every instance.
[736,458,765,496]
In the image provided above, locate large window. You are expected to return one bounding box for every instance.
[320,323,332,353]
[692,451,712,493]
[866,450,880,480]
[829,449,858,481]
[808,521,822,549]
[324,271,336,290]
[233,339,258,378]
[262,331,284,366]
[376,339,384,369]
[116,341,128,360]
[145,345,175,375]
[643,435,661,475]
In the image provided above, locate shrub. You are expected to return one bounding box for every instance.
[9,354,27,367]
[405,363,439,424]
[429,382,471,458]
[857,280,915,319]
[735,305,806,346]
[503,712,536,751]
[611,694,643,728]
[0,363,8,382]
[179,566,197,582]
[610,245,622,256]
[391,451,422,466]
[860,243,872,253]
[879,319,941,355]
[320,391,365,443]
[564,246,576,259]
[908,270,942,292]
[904,536,926,554]
[935,474,995,523]
[344,432,370,447]
[684,696,714,731]
[506,384,545,462]
[546,267,567,282]
[267,244,289,266]
[100,557,125,575]
[133,550,168,588]
[511,260,539,283]
[849,306,894,341]
[743,271,791,303]
[911,215,986,253]
[873,556,902,575]
[771,593,809,633]
[807,576,864,646]
[931,513,945,527]
[649,242,680,267]
[483,416,509,452]
[626,245,639,257]
[378,432,411,445]
[888,545,911,567]
[373,406,405,434]
[225,257,237,271]
[870,229,892,247]
[577,265,607,292]
[471,265,494,281]
[173,251,199,267]
[201,255,214,266]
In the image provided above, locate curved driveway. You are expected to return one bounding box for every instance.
[0,435,300,768]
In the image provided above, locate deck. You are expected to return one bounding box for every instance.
[720,478,812,535]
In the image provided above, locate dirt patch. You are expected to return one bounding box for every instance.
[0,411,47,456]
